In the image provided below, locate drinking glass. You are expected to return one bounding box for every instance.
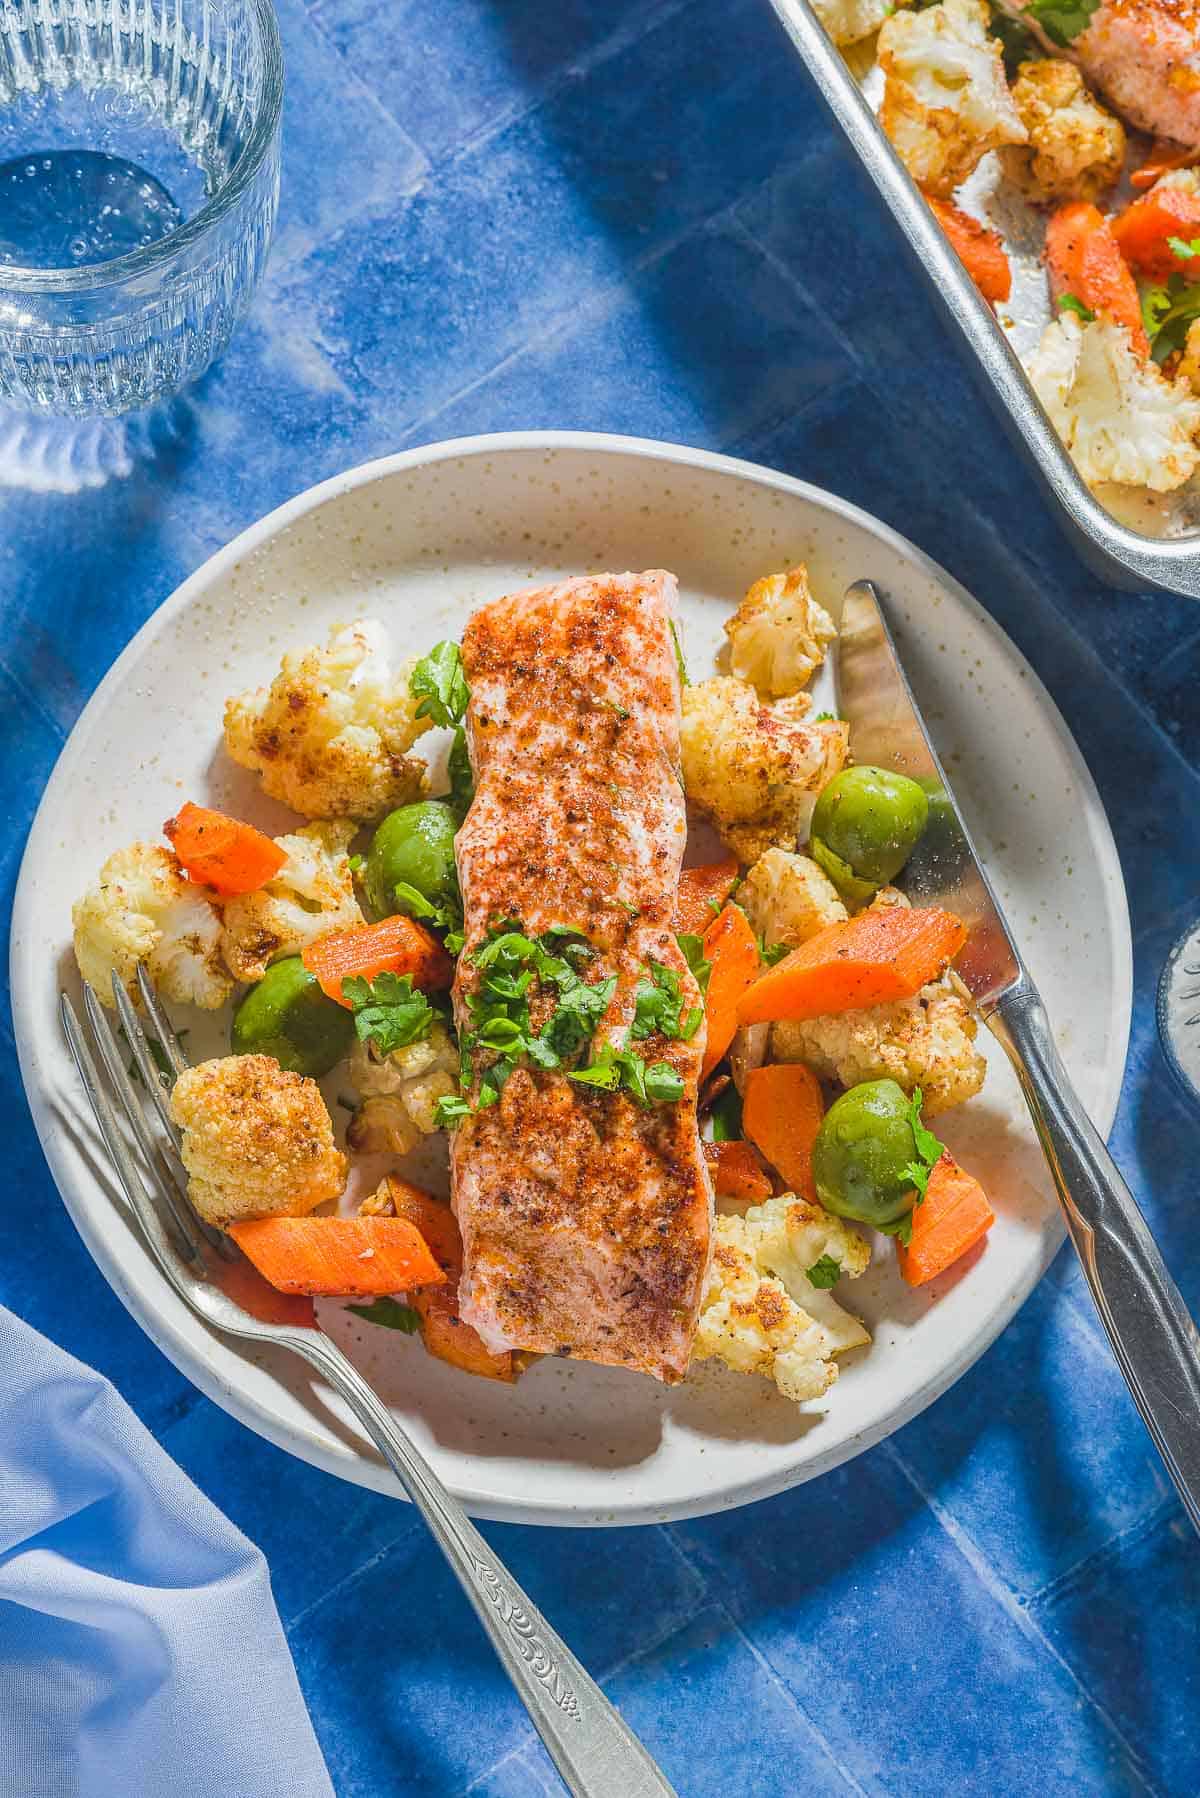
[0,0,282,415]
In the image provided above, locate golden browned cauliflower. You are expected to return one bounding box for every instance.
[692,1196,870,1403]
[812,0,898,44]
[169,1054,347,1227]
[1000,60,1125,204]
[220,821,363,983]
[878,0,1026,198]
[1178,321,1200,397]
[345,1024,459,1154]
[772,974,986,1115]
[1026,312,1200,492]
[224,619,430,821]
[680,678,849,863]
[724,566,837,700]
[72,844,232,1010]
[739,847,848,951]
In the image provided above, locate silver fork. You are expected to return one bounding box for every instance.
[62,966,678,1798]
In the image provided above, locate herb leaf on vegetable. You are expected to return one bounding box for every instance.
[346,1297,422,1333]
[901,1086,946,1203]
[805,1254,843,1290]
[709,1084,743,1143]
[342,971,436,1056]
[410,640,474,817]
[1168,237,1200,264]
[677,932,712,995]
[1057,293,1095,323]
[669,620,689,688]
[1022,0,1099,46]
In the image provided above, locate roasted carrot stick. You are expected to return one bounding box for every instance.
[382,1177,518,1382]
[1131,141,1198,192]
[1045,202,1148,355]
[927,196,1012,304]
[163,801,287,896]
[675,855,741,935]
[897,1151,994,1286]
[703,1138,773,1202]
[1113,182,1200,282]
[736,905,966,1025]
[228,1215,446,1297]
[700,903,762,1081]
[302,915,454,1004]
[741,1063,823,1202]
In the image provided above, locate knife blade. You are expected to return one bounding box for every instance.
[835,579,1200,1536]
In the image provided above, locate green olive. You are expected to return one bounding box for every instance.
[811,1078,919,1229]
[231,956,354,1077]
[364,801,459,921]
[810,766,929,897]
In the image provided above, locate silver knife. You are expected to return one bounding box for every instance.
[837,579,1200,1534]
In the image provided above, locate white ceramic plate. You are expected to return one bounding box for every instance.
[12,433,1132,1526]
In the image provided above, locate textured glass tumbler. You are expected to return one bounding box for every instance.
[0,0,282,415]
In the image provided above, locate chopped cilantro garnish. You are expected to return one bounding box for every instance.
[570,1044,683,1108]
[1146,278,1200,363]
[631,960,703,1043]
[410,640,474,817]
[347,853,364,873]
[988,4,1035,76]
[603,698,631,720]
[677,932,712,995]
[1168,237,1200,264]
[433,1093,473,1127]
[805,1254,843,1290]
[341,972,436,1057]
[392,879,463,942]
[346,1297,422,1333]
[900,1086,946,1204]
[1022,0,1099,46]
[1057,293,1095,323]
[759,937,790,967]
[813,711,838,723]
[669,620,689,688]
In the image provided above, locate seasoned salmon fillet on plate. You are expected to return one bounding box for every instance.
[450,571,713,1383]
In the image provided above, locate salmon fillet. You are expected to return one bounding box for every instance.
[450,571,713,1383]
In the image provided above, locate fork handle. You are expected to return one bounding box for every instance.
[283,1330,677,1798]
[991,980,1200,1535]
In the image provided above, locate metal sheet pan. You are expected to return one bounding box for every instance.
[768,0,1200,598]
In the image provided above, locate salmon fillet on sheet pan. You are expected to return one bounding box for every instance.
[450,571,714,1383]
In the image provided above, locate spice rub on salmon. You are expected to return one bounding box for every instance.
[449,571,713,1383]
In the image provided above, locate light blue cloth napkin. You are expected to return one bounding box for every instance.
[0,1306,334,1798]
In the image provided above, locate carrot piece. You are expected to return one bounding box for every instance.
[163,801,287,896]
[700,903,762,1081]
[228,1215,447,1298]
[927,196,1012,304]
[382,1177,518,1382]
[1044,202,1148,355]
[703,1138,773,1202]
[897,1151,995,1286]
[675,856,741,935]
[1112,182,1200,282]
[736,904,967,1026]
[1131,140,1198,192]
[302,915,454,1004]
[741,1063,824,1203]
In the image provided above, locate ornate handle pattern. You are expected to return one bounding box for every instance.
[286,1330,678,1798]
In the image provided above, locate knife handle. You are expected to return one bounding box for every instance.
[991,980,1200,1535]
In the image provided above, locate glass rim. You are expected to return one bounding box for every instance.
[0,0,283,295]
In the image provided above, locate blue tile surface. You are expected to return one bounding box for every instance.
[2,2,1199,1793]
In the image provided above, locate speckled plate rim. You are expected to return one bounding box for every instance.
[11,430,1133,1526]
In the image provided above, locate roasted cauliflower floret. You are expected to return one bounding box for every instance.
[72,843,232,1010]
[169,1054,347,1227]
[773,974,987,1115]
[680,678,849,863]
[345,1023,459,1154]
[724,566,837,700]
[220,821,363,983]
[693,1196,871,1403]
[812,0,896,44]
[739,847,848,951]
[1178,320,1200,397]
[1026,311,1200,492]
[1000,59,1125,204]
[224,619,430,821]
[878,0,1026,198]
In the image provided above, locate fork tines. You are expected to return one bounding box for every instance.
[61,966,232,1267]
